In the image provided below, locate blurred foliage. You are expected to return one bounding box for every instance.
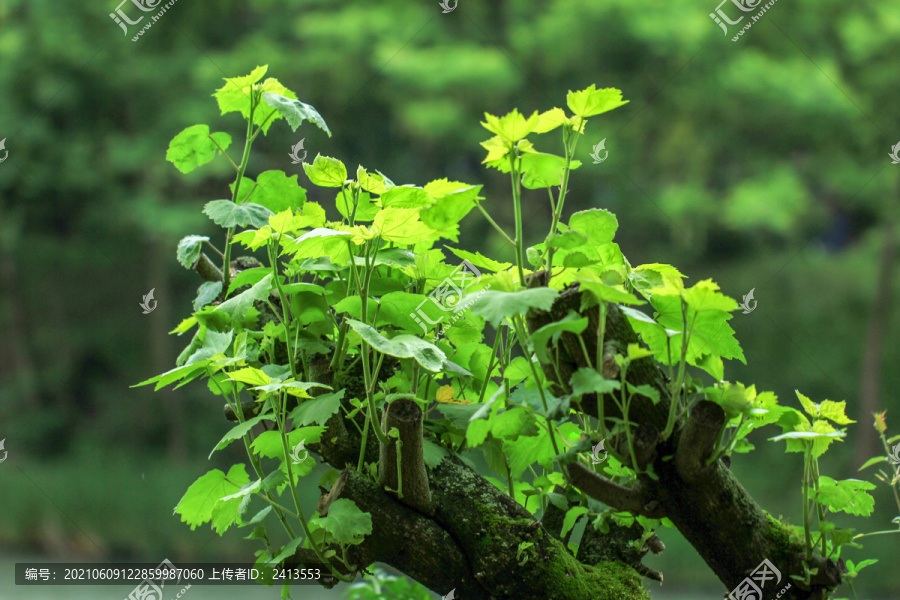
[1,0,899,595]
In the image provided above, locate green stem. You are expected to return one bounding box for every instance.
[221,92,258,300]
[509,150,527,286]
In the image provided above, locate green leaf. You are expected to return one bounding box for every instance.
[243,171,307,214]
[282,227,355,264]
[481,109,540,144]
[576,276,643,305]
[380,185,433,209]
[470,288,559,327]
[373,208,436,245]
[547,230,588,251]
[303,155,347,187]
[356,166,394,195]
[313,498,372,545]
[177,235,210,269]
[166,125,232,174]
[816,477,876,516]
[261,93,332,136]
[519,152,581,189]
[227,267,269,295]
[570,368,620,397]
[819,400,855,425]
[683,280,739,313]
[422,438,450,468]
[215,273,274,320]
[203,200,274,228]
[529,310,588,363]
[175,464,249,531]
[228,367,271,387]
[561,506,588,538]
[858,456,887,471]
[193,281,222,311]
[214,66,295,135]
[568,209,618,247]
[210,464,252,535]
[336,189,379,221]
[209,412,276,458]
[251,426,325,460]
[566,85,629,118]
[346,319,446,372]
[290,390,345,426]
[446,247,512,272]
[271,536,306,565]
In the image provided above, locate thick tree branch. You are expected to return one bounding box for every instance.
[379,398,435,516]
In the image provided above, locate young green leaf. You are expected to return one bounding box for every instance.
[561,506,589,538]
[312,498,372,545]
[261,93,332,136]
[203,200,274,229]
[194,281,223,311]
[215,274,274,321]
[303,155,347,187]
[290,390,345,426]
[566,85,629,118]
[816,477,876,516]
[176,235,210,269]
[214,66,295,134]
[166,125,232,174]
[346,319,446,372]
[175,464,249,530]
[209,412,276,458]
[470,288,559,327]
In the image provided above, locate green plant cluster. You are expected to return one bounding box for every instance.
[136,66,897,599]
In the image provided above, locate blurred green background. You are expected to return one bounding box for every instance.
[1,0,899,598]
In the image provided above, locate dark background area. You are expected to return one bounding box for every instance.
[1,0,899,597]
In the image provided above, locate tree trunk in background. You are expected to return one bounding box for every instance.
[855,224,896,468]
[149,236,187,461]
